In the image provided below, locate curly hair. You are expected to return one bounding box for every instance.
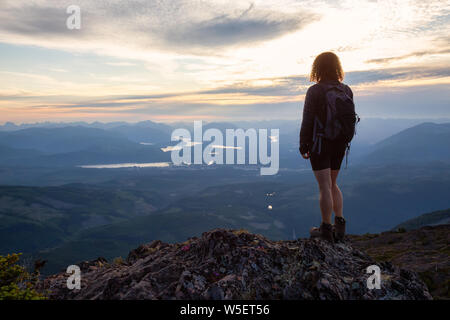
[309,52,344,83]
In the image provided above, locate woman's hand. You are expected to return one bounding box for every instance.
[301,152,310,159]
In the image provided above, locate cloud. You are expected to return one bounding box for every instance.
[158,3,318,49]
[4,64,447,116]
[105,62,137,67]
[365,48,450,64]
[0,0,449,123]
[2,64,447,106]
[180,65,450,97]
[0,5,71,36]
[0,0,319,55]
[344,65,450,86]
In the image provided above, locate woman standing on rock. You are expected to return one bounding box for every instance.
[299,52,358,243]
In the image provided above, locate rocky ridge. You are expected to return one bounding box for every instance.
[40,228,432,300]
[350,224,449,299]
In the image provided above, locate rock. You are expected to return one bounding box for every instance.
[77,257,107,272]
[203,285,224,300]
[39,228,432,300]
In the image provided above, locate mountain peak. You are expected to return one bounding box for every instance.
[40,228,431,300]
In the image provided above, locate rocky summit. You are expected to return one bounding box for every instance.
[40,228,432,300]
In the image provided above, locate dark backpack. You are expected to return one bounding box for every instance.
[311,82,360,167]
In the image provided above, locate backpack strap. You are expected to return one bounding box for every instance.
[311,116,324,154]
[344,114,360,169]
[344,142,350,169]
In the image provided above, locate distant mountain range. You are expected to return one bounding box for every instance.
[0,120,172,132]
[0,126,170,166]
[1,120,450,168]
[394,208,450,231]
[0,126,132,153]
[107,120,173,144]
[359,122,450,165]
[0,144,43,162]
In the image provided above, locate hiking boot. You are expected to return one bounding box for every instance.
[309,222,334,243]
[333,216,346,242]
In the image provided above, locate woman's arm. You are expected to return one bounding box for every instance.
[299,86,316,154]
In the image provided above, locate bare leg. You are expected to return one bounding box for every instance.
[313,168,333,224]
[331,169,343,218]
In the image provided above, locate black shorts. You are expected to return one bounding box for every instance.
[309,139,347,171]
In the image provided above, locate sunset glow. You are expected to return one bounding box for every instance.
[0,0,449,122]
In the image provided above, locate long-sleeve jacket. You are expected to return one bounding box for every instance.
[299,80,353,154]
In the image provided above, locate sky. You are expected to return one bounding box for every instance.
[0,0,449,123]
